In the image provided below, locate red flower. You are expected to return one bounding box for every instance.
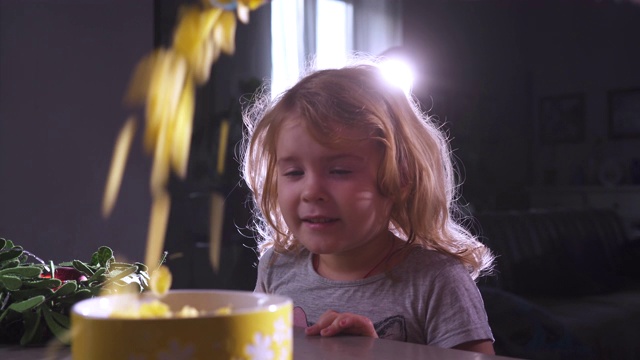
[39,266,87,289]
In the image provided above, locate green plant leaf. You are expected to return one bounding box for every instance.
[95,246,114,268]
[57,288,92,304]
[20,307,42,346]
[0,238,13,251]
[8,295,45,313]
[42,306,70,344]
[18,253,28,264]
[22,278,62,289]
[134,262,149,272]
[10,287,54,301]
[86,267,106,283]
[0,246,23,262]
[0,241,152,346]
[46,307,70,328]
[107,265,137,283]
[0,266,42,278]
[0,274,23,290]
[110,261,134,269]
[137,270,150,290]
[53,281,77,297]
[0,259,20,271]
[72,260,95,276]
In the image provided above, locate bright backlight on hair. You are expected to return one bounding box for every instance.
[379,59,414,95]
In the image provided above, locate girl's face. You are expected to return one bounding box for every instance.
[275,118,392,256]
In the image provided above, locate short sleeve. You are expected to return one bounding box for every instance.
[253,247,274,293]
[424,262,494,348]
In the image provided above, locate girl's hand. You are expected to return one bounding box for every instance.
[305,310,379,338]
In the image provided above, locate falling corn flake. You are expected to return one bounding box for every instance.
[102,0,268,277]
[149,265,173,298]
[102,117,136,218]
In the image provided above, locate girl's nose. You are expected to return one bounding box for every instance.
[301,175,327,202]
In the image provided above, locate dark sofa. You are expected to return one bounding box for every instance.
[471,208,640,360]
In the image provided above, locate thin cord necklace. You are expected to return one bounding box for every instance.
[362,240,396,279]
[314,239,396,279]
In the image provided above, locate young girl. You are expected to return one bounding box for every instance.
[241,60,495,354]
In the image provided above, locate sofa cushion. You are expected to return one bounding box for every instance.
[475,209,627,297]
[530,283,640,360]
[479,286,594,360]
[619,240,640,280]
[512,251,623,297]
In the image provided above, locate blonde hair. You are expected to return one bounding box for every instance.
[241,61,494,279]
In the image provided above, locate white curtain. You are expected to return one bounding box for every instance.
[271,0,403,97]
[352,0,403,56]
[271,0,306,97]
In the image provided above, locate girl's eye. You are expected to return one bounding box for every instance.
[330,169,352,175]
[283,170,303,177]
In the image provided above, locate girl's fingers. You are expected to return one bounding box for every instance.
[306,310,378,338]
[305,309,339,335]
[333,314,377,337]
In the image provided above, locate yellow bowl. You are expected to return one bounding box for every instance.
[70,290,293,360]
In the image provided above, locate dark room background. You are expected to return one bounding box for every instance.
[403,0,640,239]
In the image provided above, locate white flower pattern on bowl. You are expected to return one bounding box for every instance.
[242,316,292,360]
[244,332,274,360]
[272,317,291,345]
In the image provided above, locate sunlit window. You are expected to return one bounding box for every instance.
[271,0,305,98]
[315,0,353,70]
[271,0,402,98]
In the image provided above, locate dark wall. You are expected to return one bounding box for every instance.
[0,0,154,263]
[402,0,640,211]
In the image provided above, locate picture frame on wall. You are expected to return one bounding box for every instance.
[539,93,585,144]
[608,88,640,139]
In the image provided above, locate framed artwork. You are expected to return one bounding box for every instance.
[539,94,585,144]
[608,88,640,139]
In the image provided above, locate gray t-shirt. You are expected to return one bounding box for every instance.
[254,247,494,348]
